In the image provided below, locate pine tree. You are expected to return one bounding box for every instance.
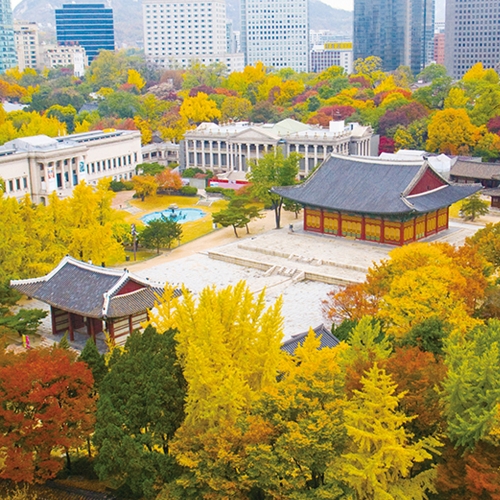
[79,338,108,389]
[93,326,185,499]
[442,320,500,449]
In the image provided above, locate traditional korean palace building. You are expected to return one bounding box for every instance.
[181,118,374,179]
[273,155,481,246]
[11,257,166,346]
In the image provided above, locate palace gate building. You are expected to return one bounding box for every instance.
[273,155,481,246]
[11,256,167,345]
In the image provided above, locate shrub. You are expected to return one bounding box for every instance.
[110,180,134,192]
[180,186,198,196]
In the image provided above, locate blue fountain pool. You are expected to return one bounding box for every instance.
[141,208,207,225]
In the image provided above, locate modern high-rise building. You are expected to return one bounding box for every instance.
[241,0,309,72]
[14,22,41,71]
[142,0,244,71]
[353,0,434,75]
[0,0,17,72]
[445,0,500,79]
[55,4,115,63]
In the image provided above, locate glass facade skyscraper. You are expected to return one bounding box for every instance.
[353,0,434,75]
[55,4,115,63]
[0,0,17,73]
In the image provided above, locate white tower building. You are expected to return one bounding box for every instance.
[241,0,309,72]
[142,0,244,71]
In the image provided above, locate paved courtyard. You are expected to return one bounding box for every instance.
[135,219,479,340]
[18,212,484,349]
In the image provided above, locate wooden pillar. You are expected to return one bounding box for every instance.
[320,209,324,234]
[51,306,57,336]
[399,221,404,246]
[361,215,366,241]
[425,213,429,237]
[107,320,115,342]
[303,207,308,231]
[128,315,133,334]
[446,207,449,230]
[413,217,417,242]
[380,217,385,244]
[68,313,74,341]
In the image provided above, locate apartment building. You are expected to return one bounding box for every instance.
[14,22,40,71]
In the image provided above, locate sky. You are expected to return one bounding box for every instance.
[321,0,353,10]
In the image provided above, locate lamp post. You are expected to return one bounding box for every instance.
[131,224,137,261]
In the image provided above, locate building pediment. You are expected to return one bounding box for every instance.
[231,127,280,143]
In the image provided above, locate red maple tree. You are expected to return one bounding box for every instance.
[0,347,96,483]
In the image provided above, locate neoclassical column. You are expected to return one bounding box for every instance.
[193,140,198,167]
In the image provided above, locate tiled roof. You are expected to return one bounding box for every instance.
[281,324,340,355]
[451,160,500,180]
[11,256,164,319]
[273,155,481,215]
[107,286,182,318]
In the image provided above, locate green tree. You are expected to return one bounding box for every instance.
[93,326,186,499]
[461,193,489,221]
[338,364,440,499]
[0,308,47,337]
[136,162,166,176]
[140,216,182,253]
[212,207,249,237]
[79,338,108,389]
[442,320,500,449]
[97,91,143,119]
[416,63,448,83]
[46,104,77,133]
[212,197,263,237]
[247,148,300,229]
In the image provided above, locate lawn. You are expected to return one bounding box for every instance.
[122,194,229,246]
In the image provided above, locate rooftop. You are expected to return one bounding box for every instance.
[273,154,481,215]
[11,256,164,319]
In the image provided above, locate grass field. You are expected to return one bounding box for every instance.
[123,194,229,247]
